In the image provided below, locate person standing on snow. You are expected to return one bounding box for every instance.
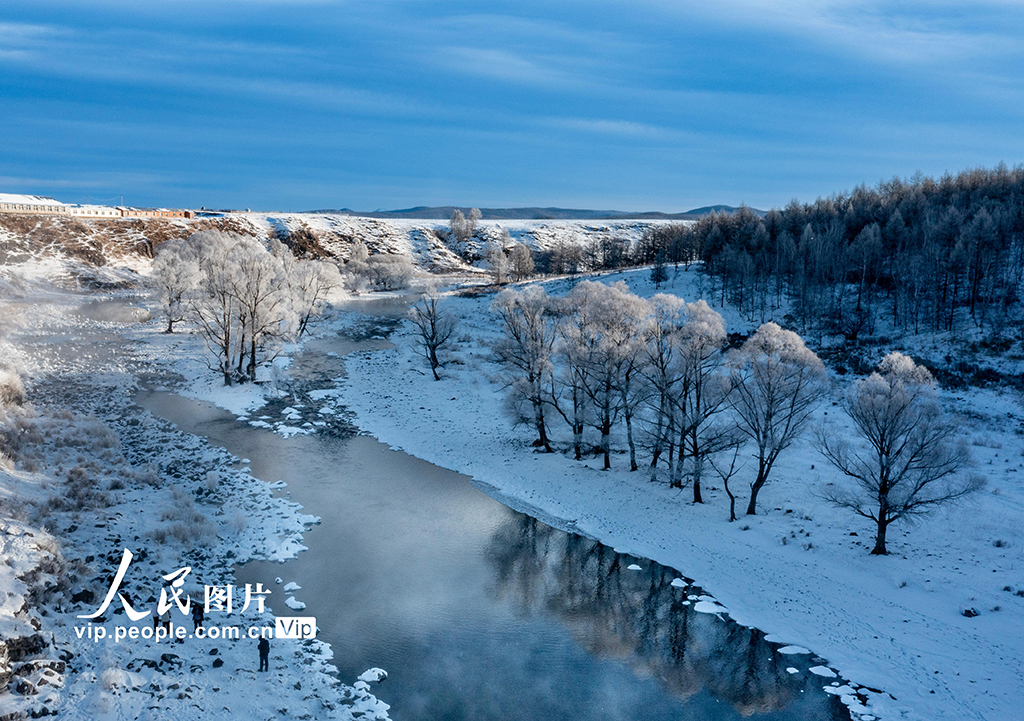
[258,636,270,672]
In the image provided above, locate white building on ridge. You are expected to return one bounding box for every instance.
[0,193,68,215]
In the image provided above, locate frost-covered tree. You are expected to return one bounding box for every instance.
[450,210,468,243]
[188,231,244,385]
[617,300,652,472]
[671,300,732,501]
[641,294,686,482]
[342,241,370,292]
[409,291,457,381]
[551,282,603,460]
[450,208,481,245]
[152,237,197,333]
[365,254,414,290]
[273,239,342,337]
[816,353,983,554]
[492,286,556,452]
[183,231,298,385]
[228,238,290,381]
[485,240,509,285]
[509,243,535,281]
[729,322,826,515]
[573,281,648,469]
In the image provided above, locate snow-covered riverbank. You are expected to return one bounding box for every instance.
[337,266,1024,721]
[0,270,390,719]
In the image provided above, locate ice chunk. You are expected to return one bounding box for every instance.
[285,596,306,610]
[284,582,301,592]
[777,646,811,655]
[627,563,642,571]
[809,665,837,678]
[694,600,728,615]
[670,578,686,588]
[358,668,388,684]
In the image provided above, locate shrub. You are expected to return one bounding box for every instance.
[364,254,414,290]
[0,368,25,407]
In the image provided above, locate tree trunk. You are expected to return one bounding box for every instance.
[601,405,611,470]
[724,478,736,522]
[533,397,552,453]
[248,336,257,382]
[746,460,768,515]
[625,410,637,471]
[691,430,703,504]
[871,517,889,555]
[429,346,440,380]
[692,457,703,504]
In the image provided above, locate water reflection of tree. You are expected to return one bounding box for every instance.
[487,515,848,719]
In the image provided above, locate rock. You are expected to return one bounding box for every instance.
[212,658,224,668]
[0,644,11,690]
[209,648,219,656]
[962,607,980,617]
[14,660,65,676]
[71,589,95,604]
[6,635,45,663]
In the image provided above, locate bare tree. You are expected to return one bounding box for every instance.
[509,243,535,281]
[707,438,746,522]
[492,286,556,451]
[409,291,457,381]
[650,252,668,289]
[816,353,983,554]
[729,322,826,515]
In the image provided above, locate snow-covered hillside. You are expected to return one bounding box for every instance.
[0,211,672,278]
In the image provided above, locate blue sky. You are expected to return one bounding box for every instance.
[1,1,1022,211]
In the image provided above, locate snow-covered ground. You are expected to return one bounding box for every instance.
[5,244,1022,720]
[0,267,390,719]
[336,265,1024,721]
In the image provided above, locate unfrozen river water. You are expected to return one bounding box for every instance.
[137,318,852,721]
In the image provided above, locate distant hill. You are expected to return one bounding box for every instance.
[302,205,764,220]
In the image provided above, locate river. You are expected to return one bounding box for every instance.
[135,317,852,721]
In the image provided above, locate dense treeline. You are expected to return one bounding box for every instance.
[640,165,1024,340]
